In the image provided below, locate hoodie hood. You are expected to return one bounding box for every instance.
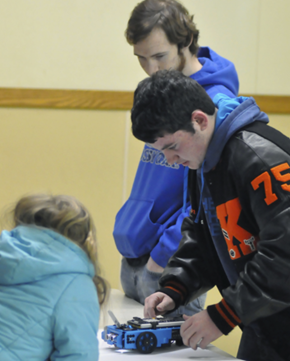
[203,94,269,173]
[0,225,94,285]
[194,94,269,224]
[194,96,269,284]
[192,47,239,98]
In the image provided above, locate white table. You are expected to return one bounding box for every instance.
[99,289,241,360]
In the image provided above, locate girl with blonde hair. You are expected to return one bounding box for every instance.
[0,193,108,361]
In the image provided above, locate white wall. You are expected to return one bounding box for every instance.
[0,0,289,94]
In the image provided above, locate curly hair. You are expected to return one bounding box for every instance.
[131,69,215,143]
[13,193,109,305]
[125,0,199,55]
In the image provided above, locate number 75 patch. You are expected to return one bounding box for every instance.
[251,162,290,205]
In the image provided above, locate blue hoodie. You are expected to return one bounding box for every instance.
[113,47,239,268]
[197,94,269,285]
[192,47,239,99]
[0,225,100,361]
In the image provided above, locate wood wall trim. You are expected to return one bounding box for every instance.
[242,94,290,115]
[0,88,289,114]
[0,88,134,111]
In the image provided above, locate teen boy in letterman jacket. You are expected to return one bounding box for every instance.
[132,70,290,361]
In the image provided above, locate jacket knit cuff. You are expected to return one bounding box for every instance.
[207,298,241,335]
[159,281,188,312]
[159,287,182,311]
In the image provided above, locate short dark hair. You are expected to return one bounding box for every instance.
[131,69,215,143]
[125,0,199,56]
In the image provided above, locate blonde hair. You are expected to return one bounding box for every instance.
[13,193,109,305]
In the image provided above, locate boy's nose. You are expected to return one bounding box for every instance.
[146,61,159,76]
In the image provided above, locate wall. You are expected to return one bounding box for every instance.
[0,0,289,94]
[0,107,127,287]
[0,0,290,358]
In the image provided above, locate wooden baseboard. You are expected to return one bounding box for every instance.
[0,88,289,114]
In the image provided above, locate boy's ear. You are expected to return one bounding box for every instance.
[191,110,208,130]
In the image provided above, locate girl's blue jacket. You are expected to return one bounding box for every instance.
[0,225,100,361]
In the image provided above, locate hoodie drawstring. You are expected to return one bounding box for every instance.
[182,167,189,213]
[194,162,205,224]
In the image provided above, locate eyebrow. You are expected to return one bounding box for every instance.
[161,143,175,151]
[134,51,167,58]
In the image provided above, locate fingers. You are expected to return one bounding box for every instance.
[180,319,195,347]
[144,292,175,318]
[180,311,223,350]
[144,293,165,318]
[182,326,209,350]
[144,296,157,318]
[156,297,175,314]
[198,337,210,350]
[188,332,212,350]
[180,314,193,340]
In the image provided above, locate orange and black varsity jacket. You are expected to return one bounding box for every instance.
[158,121,290,348]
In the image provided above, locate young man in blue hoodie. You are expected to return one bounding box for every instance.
[113,0,239,316]
[133,70,290,361]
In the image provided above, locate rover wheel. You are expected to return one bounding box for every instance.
[136,332,157,354]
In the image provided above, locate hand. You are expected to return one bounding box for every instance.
[144,292,175,318]
[146,257,164,273]
[180,310,223,350]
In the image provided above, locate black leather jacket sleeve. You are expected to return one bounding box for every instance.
[159,213,214,303]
